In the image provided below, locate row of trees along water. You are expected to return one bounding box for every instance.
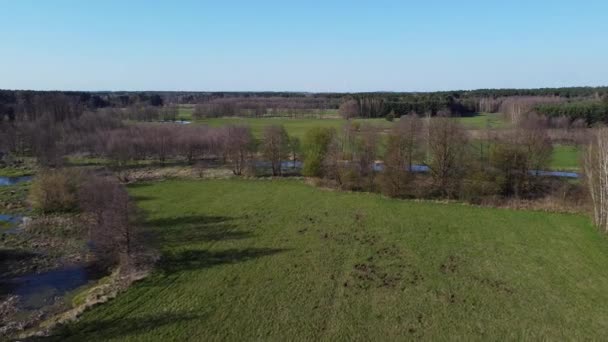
[0,106,586,204]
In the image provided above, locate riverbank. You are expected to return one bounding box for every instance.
[0,178,98,338]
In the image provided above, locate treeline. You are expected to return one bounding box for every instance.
[192,97,336,118]
[0,91,165,122]
[535,99,608,124]
[3,87,608,122]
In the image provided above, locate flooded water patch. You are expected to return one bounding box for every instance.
[255,160,303,171]
[530,170,580,178]
[158,120,191,125]
[0,175,32,186]
[0,214,23,234]
[0,264,103,311]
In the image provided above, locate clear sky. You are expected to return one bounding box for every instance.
[1,0,607,92]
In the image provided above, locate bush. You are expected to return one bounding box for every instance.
[28,169,83,213]
[385,111,395,122]
[459,171,501,204]
[302,127,335,177]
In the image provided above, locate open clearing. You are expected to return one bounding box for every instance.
[51,179,608,341]
[455,112,506,129]
[551,144,581,170]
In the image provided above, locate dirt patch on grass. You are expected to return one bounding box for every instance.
[472,275,514,295]
[439,255,459,274]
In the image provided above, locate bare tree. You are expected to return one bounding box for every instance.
[427,116,468,198]
[585,127,608,232]
[339,99,359,119]
[222,126,254,175]
[288,136,301,169]
[261,125,290,176]
[379,115,422,197]
[146,125,177,165]
[80,176,143,270]
[356,124,379,190]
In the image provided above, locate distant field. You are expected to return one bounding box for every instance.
[177,105,194,121]
[195,112,504,138]
[178,105,341,123]
[455,113,506,129]
[551,145,581,171]
[51,179,608,340]
[196,117,390,138]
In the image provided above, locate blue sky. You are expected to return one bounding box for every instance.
[1,0,607,92]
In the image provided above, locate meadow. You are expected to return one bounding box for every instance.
[50,179,608,341]
[196,117,391,139]
[454,112,506,129]
[551,144,581,171]
[194,112,504,137]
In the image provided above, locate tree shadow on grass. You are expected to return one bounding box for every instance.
[43,311,206,342]
[159,248,288,275]
[148,215,234,227]
[130,194,157,202]
[147,215,252,247]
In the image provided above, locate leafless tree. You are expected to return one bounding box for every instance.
[222,126,254,175]
[288,136,301,168]
[499,96,563,124]
[427,116,468,198]
[339,99,359,119]
[379,115,422,197]
[262,125,290,176]
[146,124,177,164]
[80,176,143,270]
[356,124,379,190]
[585,127,608,232]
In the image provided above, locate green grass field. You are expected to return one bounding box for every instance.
[52,179,608,340]
[195,113,504,138]
[551,144,581,171]
[177,106,193,121]
[195,112,506,139]
[455,113,506,129]
[196,117,391,138]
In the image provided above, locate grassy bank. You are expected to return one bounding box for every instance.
[51,179,608,340]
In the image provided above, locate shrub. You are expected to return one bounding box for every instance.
[28,169,83,213]
[385,110,395,122]
[302,127,335,177]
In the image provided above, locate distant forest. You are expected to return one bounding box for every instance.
[1,87,608,124]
